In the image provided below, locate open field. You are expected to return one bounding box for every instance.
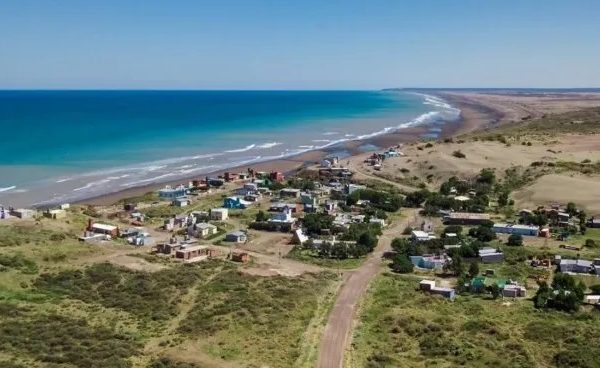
[513,174,600,214]
[348,272,600,368]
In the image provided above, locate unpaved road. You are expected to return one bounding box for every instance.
[316,210,416,368]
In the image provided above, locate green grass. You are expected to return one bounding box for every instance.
[286,247,366,269]
[178,269,338,368]
[0,302,141,368]
[0,223,76,247]
[350,272,600,368]
[33,261,223,321]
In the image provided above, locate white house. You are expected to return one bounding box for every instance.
[411,230,435,242]
[210,208,229,221]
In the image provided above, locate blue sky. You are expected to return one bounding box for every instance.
[1,0,599,89]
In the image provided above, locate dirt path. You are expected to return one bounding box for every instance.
[316,209,416,368]
[346,157,418,193]
[211,244,323,276]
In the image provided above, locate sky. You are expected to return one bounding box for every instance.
[1,0,599,89]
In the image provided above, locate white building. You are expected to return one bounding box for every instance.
[210,208,229,221]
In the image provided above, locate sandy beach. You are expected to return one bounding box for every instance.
[78,90,600,207]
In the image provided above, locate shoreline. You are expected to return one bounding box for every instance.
[78,93,500,206]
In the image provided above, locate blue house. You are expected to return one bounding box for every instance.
[158,186,188,200]
[492,223,539,236]
[410,255,448,270]
[223,197,248,209]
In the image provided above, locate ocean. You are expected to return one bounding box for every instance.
[0,90,460,207]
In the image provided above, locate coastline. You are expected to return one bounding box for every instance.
[78,93,500,206]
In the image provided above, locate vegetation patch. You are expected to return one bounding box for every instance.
[0,312,141,368]
[178,269,336,367]
[34,261,222,320]
[350,272,600,368]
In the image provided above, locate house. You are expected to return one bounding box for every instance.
[78,233,110,243]
[369,218,386,227]
[587,217,600,228]
[224,172,239,182]
[292,229,309,245]
[502,283,527,298]
[225,231,247,243]
[493,223,539,236]
[269,207,295,224]
[320,159,333,168]
[172,197,190,207]
[323,201,337,214]
[584,295,600,305]
[190,210,209,222]
[188,222,218,238]
[559,259,593,274]
[300,193,318,207]
[10,209,36,219]
[223,196,249,209]
[158,185,188,199]
[88,221,119,237]
[231,251,250,263]
[470,277,506,293]
[347,184,366,195]
[44,209,67,219]
[210,208,229,221]
[419,280,456,300]
[127,232,154,246]
[443,212,491,225]
[270,171,285,183]
[410,255,448,269]
[280,188,301,198]
[269,203,298,213]
[237,183,259,196]
[174,245,212,263]
[411,230,435,242]
[479,247,504,263]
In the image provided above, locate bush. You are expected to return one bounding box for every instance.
[390,255,414,273]
[585,239,597,248]
[507,234,524,246]
[402,226,413,235]
[452,150,466,159]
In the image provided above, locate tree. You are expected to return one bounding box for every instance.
[487,284,501,299]
[507,234,523,246]
[390,255,414,273]
[468,262,479,278]
[468,226,497,242]
[477,168,496,185]
[404,189,431,207]
[533,281,552,309]
[497,191,509,207]
[566,202,578,217]
[445,256,465,276]
[255,210,269,222]
[357,232,377,251]
[402,226,413,235]
[585,239,597,248]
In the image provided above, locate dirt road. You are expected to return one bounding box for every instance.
[316,210,416,368]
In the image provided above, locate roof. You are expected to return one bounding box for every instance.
[411,230,430,238]
[92,223,117,231]
[177,245,208,253]
[454,195,471,202]
[479,247,502,255]
[196,223,216,229]
[212,207,228,212]
[228,231,246,237]
[446,212,490,220]
[560,259,593,267]
[493,223,538,231]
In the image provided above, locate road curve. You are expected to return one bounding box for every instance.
[316,211,415,368]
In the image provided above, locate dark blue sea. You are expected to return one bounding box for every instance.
[0,90,459,206]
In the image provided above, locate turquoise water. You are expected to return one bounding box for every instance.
[0,90,459,206]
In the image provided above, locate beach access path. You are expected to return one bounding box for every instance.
[316,209,418,368]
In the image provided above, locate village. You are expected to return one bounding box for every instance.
[3,140,600,310]
[3,107,600,367]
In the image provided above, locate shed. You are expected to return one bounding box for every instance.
[225,231,247,243]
